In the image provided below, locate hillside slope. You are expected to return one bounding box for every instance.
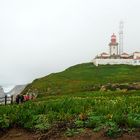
[22,63,140,96]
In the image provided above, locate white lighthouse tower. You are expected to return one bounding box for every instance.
[109,33,119,57]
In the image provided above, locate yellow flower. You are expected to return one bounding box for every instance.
[106,114,113,120]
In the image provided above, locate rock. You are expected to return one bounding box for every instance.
[7,85,26,101]
[121,89,128,93]
[116,88,121,91]
[100,86,107,91]
[0,86,5,97]
[0,86,5,104]
[131,83,140,90]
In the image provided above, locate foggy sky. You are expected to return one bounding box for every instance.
[0,0,140,87]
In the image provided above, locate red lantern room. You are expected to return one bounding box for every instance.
[109,33,119,56]
[111,33,116,43]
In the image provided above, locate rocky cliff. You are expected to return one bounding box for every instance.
[0,86,5,97]
[7,85,26,96]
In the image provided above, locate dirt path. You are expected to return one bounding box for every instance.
[0,128,140,140]
[0,128,41,140]
[56,129,140,140]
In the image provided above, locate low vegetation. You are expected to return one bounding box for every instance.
[0,90,140,138]
[0,63,140,138]
[22,63,140,96]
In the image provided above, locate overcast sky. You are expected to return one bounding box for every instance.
[0,0,140,87]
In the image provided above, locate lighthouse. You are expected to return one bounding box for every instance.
[93,22,140,66]
[109,33,119,57]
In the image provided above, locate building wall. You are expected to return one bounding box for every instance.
[93,58,139,66]
[110,45,118,56]
[133,59,140,65]
[134,52,140,59]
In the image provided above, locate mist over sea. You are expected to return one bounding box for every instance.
[2,85,15,93]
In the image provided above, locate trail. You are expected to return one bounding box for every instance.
[0,128,40,140]
[0,128,140,140]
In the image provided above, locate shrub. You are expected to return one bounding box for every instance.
[0,114,10,128]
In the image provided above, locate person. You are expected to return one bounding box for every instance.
[23,94,30,101]
[21,95,24,103]
[16,95,24,104]
[16,95,20,104]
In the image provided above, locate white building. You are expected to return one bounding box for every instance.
[93,33,140,66]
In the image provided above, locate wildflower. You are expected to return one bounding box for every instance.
[106,114,113,120]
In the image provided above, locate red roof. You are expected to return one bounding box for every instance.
[134,52,140,54]
[121,53,129,55]
[101,52,109,55]
[135,57,140,60]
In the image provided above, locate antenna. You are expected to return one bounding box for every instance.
[119,21,124,55]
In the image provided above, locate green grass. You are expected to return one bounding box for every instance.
[0,90,140,137]
[0,63,140,138]
[22,63,140,96]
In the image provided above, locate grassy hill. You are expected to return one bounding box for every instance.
[1,63,140,139]
[22,63,140,96]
